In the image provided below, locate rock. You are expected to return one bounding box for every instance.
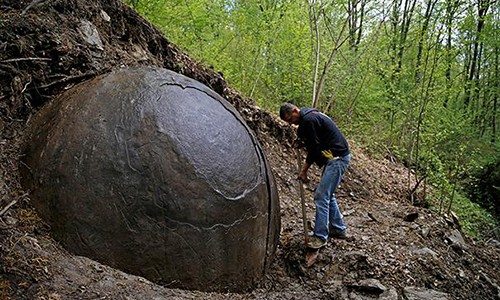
[421,227,430,238]
[445,229,468,251]
[403,287,449,300]
[450,211,461,228]
[459,269,465,277]
[409,223,420,230]
[349,278,386,294]
[78,20,104,50]
[3,216,17,226]
[21,67,280,292]
[348,291,367,299]
[487,239,500,248]
[404,212,419,222]
[345,251,368,261]
[367,212,379,222]
[344,209,356,216]
[100,10,110,22]
[412,247,438,258]
[378,288,398,300]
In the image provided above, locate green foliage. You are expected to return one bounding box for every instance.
[123,0,499,228]
[446,192,498,238]
[466,158,500,218]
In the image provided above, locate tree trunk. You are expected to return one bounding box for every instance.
[415,0,438,83]
[474,41,484,125]
[313,18,349,108]
[414,30,441,185]
[348,0,365,51]
[355,0,366,49]
[390,0,401,73]
[348,0,358,50]
[443,0,457,108]
[307,1,322,106]
[464,0,491,107]
[492,45,498,144]
[395,0,417,75]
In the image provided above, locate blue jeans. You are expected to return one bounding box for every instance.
[313,154,351,241]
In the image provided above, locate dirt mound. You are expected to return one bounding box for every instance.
[1,1,499,299]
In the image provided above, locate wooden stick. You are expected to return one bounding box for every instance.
[2,57,51,63]
[21,0,49,15]
[38,72,96,89]
[296,148,309,245]
[0,199,18,217]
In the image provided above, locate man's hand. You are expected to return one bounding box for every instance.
[298,161,311,183]
[298,170,309,183]
[292,139,304,149]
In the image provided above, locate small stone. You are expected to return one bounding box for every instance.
[459,269,465,277]
[344,209,355,216]
[409,224,420,230]
[404,212,419,222]
[3,216,17,226]
[421,227,430,238]
[404,286,449,300]
[487,239,500,248]
[412,247,438,258]
[100,10,111,22]
[78,20,104,50]
[450,211,460,225]
[445,229,468,251]
[350,278,386,294]
[379,288,399,300]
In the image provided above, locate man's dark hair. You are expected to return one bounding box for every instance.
[279,103,296,120]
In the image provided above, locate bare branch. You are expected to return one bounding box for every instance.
[1,57,51,63]
[0,200,18,217]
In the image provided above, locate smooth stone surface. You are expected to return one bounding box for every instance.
[21,67,280,291]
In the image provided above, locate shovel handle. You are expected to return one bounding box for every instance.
[295,148,309,244]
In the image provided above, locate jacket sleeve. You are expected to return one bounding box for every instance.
[299,119,324,166]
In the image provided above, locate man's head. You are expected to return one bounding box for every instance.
[279,103,300,125]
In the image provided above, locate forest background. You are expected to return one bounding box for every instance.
[124,0,499,238]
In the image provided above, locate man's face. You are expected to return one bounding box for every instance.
[283,109,299,125]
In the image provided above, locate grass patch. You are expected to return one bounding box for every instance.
[444,192,498,239]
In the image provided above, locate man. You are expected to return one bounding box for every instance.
[280,103,351,249]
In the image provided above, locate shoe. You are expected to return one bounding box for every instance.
[329,229,347,240]
[307,235,327,249]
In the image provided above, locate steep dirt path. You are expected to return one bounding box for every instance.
[2,126,499,299]
[256,130,500,299]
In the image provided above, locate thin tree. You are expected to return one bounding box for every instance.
[415,0,439,84]
[444,0,461,108]
[493,44,498,143]
[464,0,493,107]
[312,15,349,108]
[306,0,323,106]
[348,0,366,51]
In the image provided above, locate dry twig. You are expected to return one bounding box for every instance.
[2,57,51,63]
[0,199,18,217]
[38,72,97,89]
[21,0,50,15]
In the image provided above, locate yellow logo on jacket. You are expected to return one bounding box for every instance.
[321,150,334,159]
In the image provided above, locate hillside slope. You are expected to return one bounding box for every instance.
[0,1,499,299]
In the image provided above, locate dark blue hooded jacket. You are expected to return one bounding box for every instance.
[297,107,350,167]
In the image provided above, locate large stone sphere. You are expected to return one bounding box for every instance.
[21,67,280,291]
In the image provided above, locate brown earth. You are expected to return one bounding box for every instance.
[1,1,499,299]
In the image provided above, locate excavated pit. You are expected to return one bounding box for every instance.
[20,67,280,292]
